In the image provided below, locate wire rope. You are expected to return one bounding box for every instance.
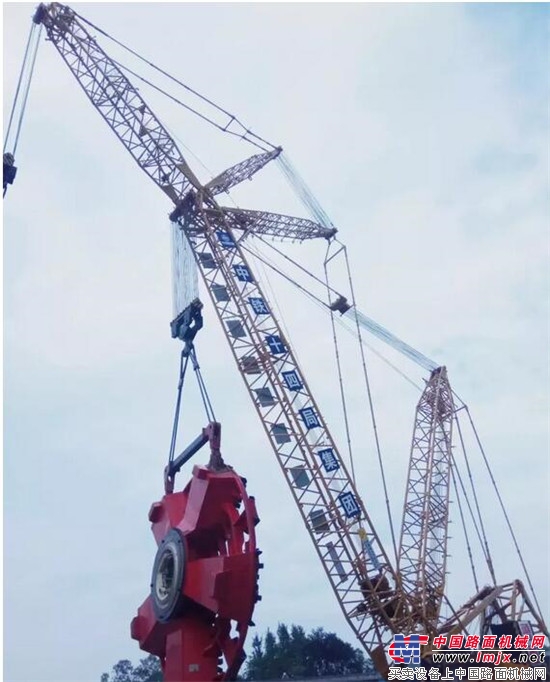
[323,251,357,487]
[4,19,42,196]
[277,152,334,228]
[256,234,343,300]
[4,23,35,153]
[459,402,544,616]
[167,345,216,471]
[243,240,313,379]
[109,57,268,151]
[450,461,480,592]
[450,446,494,583]
[454,414,497,585]
[190,346,217,423]
[241,240,423,390]
[12,25,42,156]
[332,241,398,561]
[168,350,191,467]
[74,9,276,152]
[253,236,431,384]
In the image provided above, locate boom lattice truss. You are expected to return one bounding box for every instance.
[398,367,454,629]
[34,1,419,663]
[33,3,549,676]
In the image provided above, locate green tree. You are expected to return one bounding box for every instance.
[306,628,367,676]
[102,624,374,681]
[244,623,372,680]
[277,623,290,649]
[101,655,162,682]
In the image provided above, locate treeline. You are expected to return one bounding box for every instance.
[101,623,374,681]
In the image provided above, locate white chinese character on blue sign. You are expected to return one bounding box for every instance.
[248,297,270,315]
[216,230,236,249]
[265,334,287,355]
[282,370,303,391]
[233,264,253,283]
[317,448,339,472]
[338,491,360,518]
[299,407,320,430]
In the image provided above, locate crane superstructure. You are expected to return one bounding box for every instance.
[11,2,547,678]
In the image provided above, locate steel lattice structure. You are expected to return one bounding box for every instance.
[33,3,202,201]
[204,148,282,196]
[34,2,418,671]
[33,2,549,677]
[182,196,417,663]
[398,367,454,629]
[435,581,549,641]
[216,206,337,241]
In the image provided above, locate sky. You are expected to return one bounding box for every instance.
[3,2,549,681]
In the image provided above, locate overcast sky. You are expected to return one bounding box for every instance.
[4,3,549,681]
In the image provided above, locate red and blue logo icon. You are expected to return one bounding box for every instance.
[388,634,430,666]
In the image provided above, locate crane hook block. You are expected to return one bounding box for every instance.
[131,464,260,681]
[171,298,203,353]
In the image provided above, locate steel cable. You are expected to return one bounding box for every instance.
[450,459,480,592]
[4,20,42,194]
[168,345,216,471]
[168,350,190,467]
[74,9,276,152]
[336,241,398,561]
[12,25,42,156]
[454,413,497,585]
[324,249,357,487]
[242,240,423,390]
[4,23,35,153]
[190,347,216,424]
[461,402,545,617]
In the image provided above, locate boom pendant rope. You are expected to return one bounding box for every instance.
[324,240,399,564]
[449,448,493,581]
[3,21,42,195]
[323,246,357,487]
[243,238,425,390]
[455,400,545,617]
[111,58,271,153]
[453,413,497,585]
[450,459,480,593]
[72,8,276,152]
[277,152,335,229]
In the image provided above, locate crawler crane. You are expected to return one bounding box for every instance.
[6,3,548,679]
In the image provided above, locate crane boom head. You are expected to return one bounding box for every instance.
[32,2,335,243]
